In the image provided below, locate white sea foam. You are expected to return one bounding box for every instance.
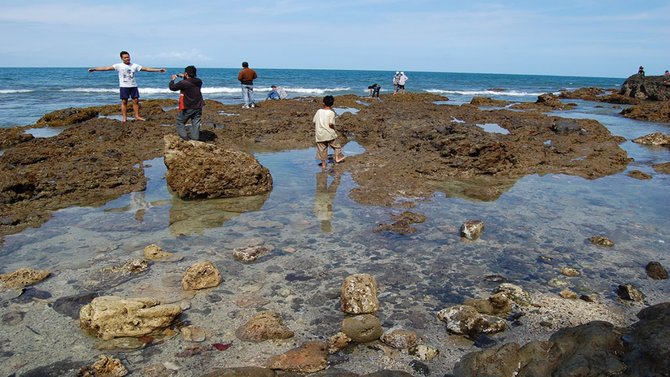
[0,89,33,94]
[58,86,351,95]
[425,89,545,97]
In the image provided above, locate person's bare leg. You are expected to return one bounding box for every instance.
[335,148,345,163]
[132,99,145,121]
[321,159,327,170]
[121,99,128,123]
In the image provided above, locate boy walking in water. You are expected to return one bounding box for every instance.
[313,95,345,169]
[88,51,165,122]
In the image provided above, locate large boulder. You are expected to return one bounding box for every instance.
[620,74,670,101]
[454,303,670,377]
[163,134,272,199]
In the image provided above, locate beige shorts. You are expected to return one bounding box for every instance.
[316,139,342,160]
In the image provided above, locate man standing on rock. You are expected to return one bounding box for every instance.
[169,66,204,141]
[238,61,257,108]
[88,51,166,122]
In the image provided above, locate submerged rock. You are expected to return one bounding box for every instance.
[436,305,507,336]
[460,220,484,240]
[181,261,222,291]
[589,235,614,247]
[265,341,328,373]
[235,311,294,342]
[380,328,418,349]
[646,261,668,280]
[617,284,645,302]
[0,267,50,289]
[79,296,182,340]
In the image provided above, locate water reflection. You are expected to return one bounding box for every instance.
[432,176,517,201]
[169,193,269,236]
[313,170,341,232]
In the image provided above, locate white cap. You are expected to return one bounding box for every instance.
[396,71,399,74]
[400,71,404,74]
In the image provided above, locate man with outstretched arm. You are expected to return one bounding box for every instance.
[88,51,166,122]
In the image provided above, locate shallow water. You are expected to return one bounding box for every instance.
[1,102,669,375]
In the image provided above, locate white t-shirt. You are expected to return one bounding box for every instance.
[398,74,408,85]
[313,108,337,142]
[112,63,143,88]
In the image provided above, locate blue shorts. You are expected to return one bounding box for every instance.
[119,87,140,100]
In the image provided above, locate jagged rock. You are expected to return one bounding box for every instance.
[235,311,294,342]
[493,283,532,306]
[328,332,352,354]
[460,220,484,240]
[409,344,440,361]
[181,261,222,291]
[463,292,513,315]
[560,267,581,277]
[436,305,506,336]
[632,132,670,146]
[653,162,670,174]
[265,341,328,373]
[79,296,181,340]
[627,170,652,179]
[589,235,614,247]
[454,321,627,377]
[232,245,271,263]
[340,273,379,314]
[0,267,50,289]
[536,93,564,107]
[144,244,179,261]
[36,107,99,127]
[559,289,579,299]
[341,314,383,343]
[646,261,668,280]
[79,355,128,377]
[620,74,670,101]
[623,303,670,377]
[470,97,508,106]
[380,328,418,349]
[163,134,272,199]
[617,283,645,302]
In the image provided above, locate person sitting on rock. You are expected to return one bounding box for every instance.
[638,66,645,76]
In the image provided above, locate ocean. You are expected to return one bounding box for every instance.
[0,68,668,375]
[0,67,625,127]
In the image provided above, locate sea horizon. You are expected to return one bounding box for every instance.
[0,67,629,128]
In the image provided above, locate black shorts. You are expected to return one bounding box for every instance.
[120,87,140,100]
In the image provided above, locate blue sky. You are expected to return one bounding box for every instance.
[1,0,668,78]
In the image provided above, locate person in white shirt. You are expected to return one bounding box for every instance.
[397,72,409,93]
[313,95,345,169]
[88,51,166,122]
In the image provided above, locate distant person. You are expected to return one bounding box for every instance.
[168,65,204,141]
[638,66,645,77]
[238,61,257,108]
[267,85,287,100]
[664,70,670,86]
[393,71,401,94]
[88,51,166,122]
[313,95,345,169]
[368,83,381,97]
[665,70,669,77]
[397,72,409,93]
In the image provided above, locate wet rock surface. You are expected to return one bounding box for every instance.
[0,94,631,238]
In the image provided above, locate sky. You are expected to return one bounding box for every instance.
[1,0,669,78]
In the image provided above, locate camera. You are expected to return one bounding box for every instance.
[176,73,184,78]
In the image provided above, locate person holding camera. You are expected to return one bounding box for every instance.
[168,65,204,141]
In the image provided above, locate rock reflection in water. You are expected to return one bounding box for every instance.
[432,176,517,201]
[169,193,269,236]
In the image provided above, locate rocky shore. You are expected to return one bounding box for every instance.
[0,88,669,376]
